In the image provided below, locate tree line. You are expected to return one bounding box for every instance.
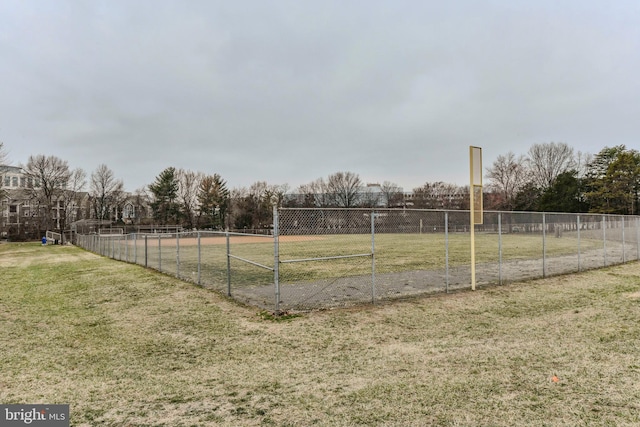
[1,141,639,236]
[486,143,640,215]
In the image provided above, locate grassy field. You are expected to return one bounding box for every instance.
[123,232,607,286]
[2,242,640,426]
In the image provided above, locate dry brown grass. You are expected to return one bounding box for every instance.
[1,243,640,426]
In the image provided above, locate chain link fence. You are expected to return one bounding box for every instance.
[75,208,640,312]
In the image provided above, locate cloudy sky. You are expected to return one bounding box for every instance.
[1,1,639,192]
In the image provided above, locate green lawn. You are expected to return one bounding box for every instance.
[1,242,639,426]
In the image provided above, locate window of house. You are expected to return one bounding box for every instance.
[9,205,17,213]
[12,177,18,187]
[20,177,26,187]
[3,176,9,187]
[123,203,135,218]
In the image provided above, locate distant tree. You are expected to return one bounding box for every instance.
[266,183,290,208]
[60,168,87,242]
[326,171,362,208]
[250,181,273,229]
[585,146,640,214]
[575,151,593,179]
[230,187,253,230]
[90,164,124,221]
[380,181,404,208]
[485,152,529,210]
[359,184,384,208]
[176,169,204,229]
[197,174,229,229]
[537,170,588,213]
[584,145,626,181]
[0,142,6,164]
[149,167,180,224]
[0,142,8,200]
[512,182,542,212]
[231,182,288,230]
[527,142,576,191]
[21,154,71,232]
[412,182,463,209]
[294,178,331,208]
[131,187,152,224]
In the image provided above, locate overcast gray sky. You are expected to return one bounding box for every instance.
[1,1,639,192]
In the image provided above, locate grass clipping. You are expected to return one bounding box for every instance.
[1,243,640,426]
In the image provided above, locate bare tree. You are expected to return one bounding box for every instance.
[326,171,362,207]
[295,178,331,207]
[485,152,530,210]
[380,181,404,208]
[527,142,576,191]
[131,187,152,225]
[360,184,384,208]
[0,142,7,168]
[22,154,71,232]
[176,169,204,229]
[90,164,124,221]
[59,168,87,242]
[0,142,8,200]
[575,150,593,179]
[231,181,289,230]
[412,182,464,209]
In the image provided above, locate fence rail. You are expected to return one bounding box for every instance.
[75,208,640,312]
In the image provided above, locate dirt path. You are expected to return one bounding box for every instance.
[231,243,637,311]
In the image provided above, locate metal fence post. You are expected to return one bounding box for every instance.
[144,235,148,268]
[603,215,607,267]
[371,210,376,304]
[622,216,626,263]
[445,211,450,292]
[273,205,280,313]
[542,213,546,278]
[637,217,640,261]
[226,230,231,296]
[176,232,180,279]
[158,234,162,271]
[498,212,502,285]
[197,231,201,285]
[577,215,581,271]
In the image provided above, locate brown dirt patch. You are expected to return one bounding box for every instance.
[628,291,640,299]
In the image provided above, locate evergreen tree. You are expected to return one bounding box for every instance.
[197,174,229,229]
[537,170,588,213]
[148,167,180,224]
[585,146,640,214]
[512,182,542,211]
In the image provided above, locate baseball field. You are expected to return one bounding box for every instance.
[1,242,639,425]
